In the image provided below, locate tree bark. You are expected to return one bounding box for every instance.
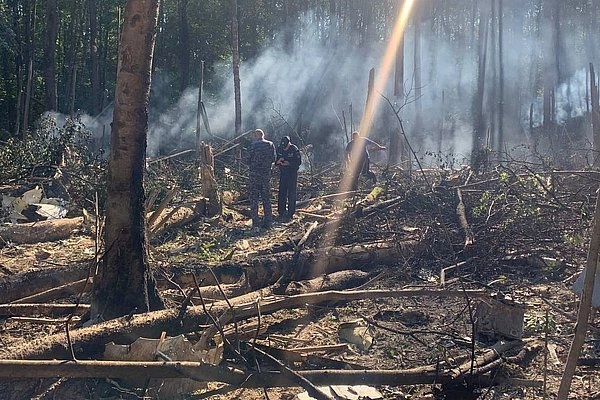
[91,0,164,322]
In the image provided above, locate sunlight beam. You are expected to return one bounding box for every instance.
[313,0,416,277]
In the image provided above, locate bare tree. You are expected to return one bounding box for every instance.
[231,0,241,136]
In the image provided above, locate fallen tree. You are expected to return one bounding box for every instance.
[0,217,85,246]
[1,241,420,304]
[0,339,542,388]
[0,288,486,360]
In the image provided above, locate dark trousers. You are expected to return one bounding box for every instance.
[278,169,298,218]
[350,157,376,190]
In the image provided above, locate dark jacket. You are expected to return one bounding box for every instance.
[276,144,302,171]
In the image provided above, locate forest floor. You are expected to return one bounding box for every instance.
[1,160,600,400]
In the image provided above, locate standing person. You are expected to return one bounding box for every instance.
[276,136,302,221]
[345,131,386,188]
[247,129,276,230]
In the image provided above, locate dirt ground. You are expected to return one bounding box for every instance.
[1,164,600,400]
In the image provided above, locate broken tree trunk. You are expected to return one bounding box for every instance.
[456,189,475,247]
[0,288,486,360]
[198,142,222,217]
[0,217,85,246]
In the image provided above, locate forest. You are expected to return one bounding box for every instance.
[2,0,600,399]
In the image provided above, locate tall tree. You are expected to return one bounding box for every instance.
[177,0,190,92]
[21,0,36,137]
[89,0,101,114]
[43,0,58,111]
[91,0,164,322]
[497,0,504,157]
[231,0,241,136]
[472,7,489,169]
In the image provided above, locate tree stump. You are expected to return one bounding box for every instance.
[198,142,221,216]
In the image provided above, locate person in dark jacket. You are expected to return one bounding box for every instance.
[247,129,277,229]
[345,131,386,188]
[275,136,301,221]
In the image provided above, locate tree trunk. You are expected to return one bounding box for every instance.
[91,0,164,322]
[497,0,504,158]
[542,0,555,129]
[43,0,58,111]
[231,0,242,136]
[591,63,600,167]
[89,0,101,115]
[178,0,190,92]
[413,4,422,148]
[22,0,37,138]
[471,9,488,170]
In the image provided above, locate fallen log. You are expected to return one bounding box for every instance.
[283,270,371,295]
[0,348,539,388]
[1,241,419,303]
[0,217,85,246]
[0,303,89,318]
[0,288,486,360]
[0,265,89,304]
[11,278,91,304]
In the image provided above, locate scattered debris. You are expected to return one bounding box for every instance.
[104,333,223,398]
[296,385,383,400]
[338,319,374,351]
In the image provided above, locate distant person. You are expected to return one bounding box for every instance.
[345,131,386,188]
[275,136,302,221]
[247,129,276,230]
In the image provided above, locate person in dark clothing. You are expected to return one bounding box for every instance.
[276,136,301,221]
[247,129,277,229]
[345,131,386,188]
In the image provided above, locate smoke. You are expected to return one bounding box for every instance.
[70,4,599,164]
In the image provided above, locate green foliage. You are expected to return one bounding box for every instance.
[523,312,557,335]
[0,114,107,208]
